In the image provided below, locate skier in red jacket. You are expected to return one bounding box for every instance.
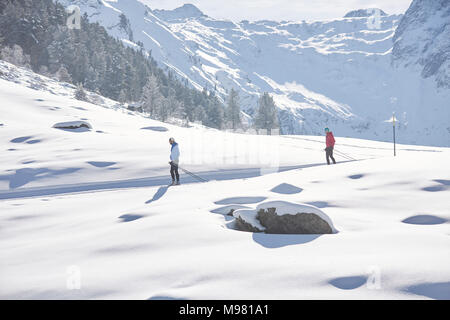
[325,127,336,165]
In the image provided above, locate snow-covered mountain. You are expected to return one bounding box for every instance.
[58,0,450,147]
[392,0,450,89]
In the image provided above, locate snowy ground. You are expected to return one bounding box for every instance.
[0,65,449,299]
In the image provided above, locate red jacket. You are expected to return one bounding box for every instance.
[326,132,335,148]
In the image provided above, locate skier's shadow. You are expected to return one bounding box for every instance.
[145,186,169,204]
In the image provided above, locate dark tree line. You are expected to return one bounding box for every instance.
[0,0,228,129]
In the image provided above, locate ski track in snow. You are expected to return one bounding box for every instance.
[0,164,325,200]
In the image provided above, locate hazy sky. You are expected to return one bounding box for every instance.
[139,0,413,22]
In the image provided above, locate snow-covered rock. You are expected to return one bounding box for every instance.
[233,201,336,234]
[257,201,336,234]
[233,209,266,232]
[53,121,92,130]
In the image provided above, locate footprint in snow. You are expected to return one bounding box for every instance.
[404,281,450,300]
[21,160,36,164]
[26,139,41,144]
[10,136,33,143]
[72,106,88,111]
[86,161,116,168]
[329,276,367,290]
[402,215,448,225]
[422,179,450,192]
[270,183,303,195]
[118,214,145,223]
[349,174,364,180]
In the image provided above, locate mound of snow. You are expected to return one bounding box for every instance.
[233,201,336,234]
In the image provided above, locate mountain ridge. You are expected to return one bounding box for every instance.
[57,0,450,146]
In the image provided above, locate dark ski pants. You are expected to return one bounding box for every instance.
[326,147,336,165]
[170,162,180,181]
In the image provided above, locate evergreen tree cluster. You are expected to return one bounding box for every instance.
[0,0,280,132]
[0,0,152,102]
[254,92,279,135]
[0,0,229,129]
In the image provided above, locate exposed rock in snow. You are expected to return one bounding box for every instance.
[344,8,387,18]
[233,201,336,234]
[392,0,450,88]
[257,201,336,234]
[53,121,92,131]
[233,209,266,232]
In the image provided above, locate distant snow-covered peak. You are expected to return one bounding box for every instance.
[344,8,387,18]
[152,3,206,21]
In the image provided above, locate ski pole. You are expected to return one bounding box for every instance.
[336,152,355,161]
[334,149,357,161]
[334,150,352,160]
[181,167,209,182]
[173,163,209,182]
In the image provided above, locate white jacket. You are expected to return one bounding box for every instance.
[170,143,180,163]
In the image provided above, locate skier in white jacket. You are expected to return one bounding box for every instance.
[169,137,180,185]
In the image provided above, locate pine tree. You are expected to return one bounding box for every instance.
[158,97,170,122]
[254,92,279,135]
[0,45,31,68]
[118,89,127,104]
[182,91,196,122]
[226,88,242,130]
[166,90,182,118]
[119,13,133,41]
[205,96,224,129]
[56,66,72,83]
[141,74,163,118]
[75,83,88,102]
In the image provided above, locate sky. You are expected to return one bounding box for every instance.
[139,0,413,22]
